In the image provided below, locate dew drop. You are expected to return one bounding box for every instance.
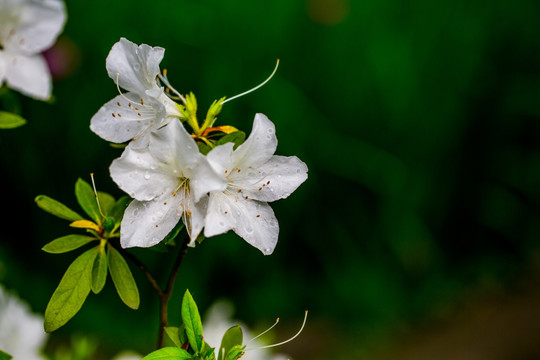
[245,226,254,233]
[219,221,225,227]
[264,248,272,254]
[133,63,141,71]
[267,128,274,134]
[144,171,151,180]
[132,209,139,217]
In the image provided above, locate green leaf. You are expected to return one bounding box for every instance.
[181,290,204,353]
[164,327,184,348]
[0,111,26,129]
[42,235,97,254]
[102,217,115,233]
[44,247,98,332]
[91,246,108,294]
[216,131,245,150]
[197,142,212,155]
[163,221,185,245]
[141,347,192,360]
[218,326,243,360]
[110,196,131,229]
[203,346,216,360]
[225,345,245,360]
[97,191,115,215]
[0,349,12,360]
[35,195,84,222]
[107,244,139,309]
[75,178,101,223]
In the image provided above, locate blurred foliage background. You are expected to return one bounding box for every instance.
[1,0,540,359]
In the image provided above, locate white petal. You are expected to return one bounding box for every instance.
[149,119,200,170]
[106,37,164,95]
[90,92,165,145]
[110,145,178,202]
[2,0,66,54]
[3,52,51,99]
[204,192,237,238]
[236,155,308,202]
[232,113,277,169]
[149,120,227,201]
[207,142,235,175]
[120,194,181,248]
[0,52,5,84]
[186,195,208,245]
[205,192,279,255]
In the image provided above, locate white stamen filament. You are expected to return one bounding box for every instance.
[90,173,105,218]
[157,70,186,104]
[222,59,280,104]
[246,310,308,351]
[248,318,280,343]
[115,73,145,107]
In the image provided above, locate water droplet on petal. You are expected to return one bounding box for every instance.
[132,209,139,217]
[219,221,225,226]
[133,63,141,71]
[245,226,253,233]
[267,128,274,134]
[144,171,151,180]
[264,248,272,254]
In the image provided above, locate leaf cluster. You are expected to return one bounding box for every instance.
[143,290,245,360]
[35,178,139,332]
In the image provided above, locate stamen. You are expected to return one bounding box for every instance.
[158,69,187,104]
[248,318,280,343]
[90,173,105,218]
[222,59,280,104]
[115,73,145,107]
[247,311,308,351]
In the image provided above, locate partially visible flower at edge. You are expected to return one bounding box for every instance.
[111,350,142,360]
[110,119,227,248]
[0,284,48,360]
[205,113,308,255]
[90,37,181,149]
[203,300,289,360]
[0,0,66,100]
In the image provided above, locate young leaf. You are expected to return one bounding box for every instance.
[0,349,12,360]
[107,244,140,309]
[203,346,216,360]
[164,327,184,348]
[44,247,98,332]
[181,290,204,353]
[75,178,101,223]
[42,234,97,254]
[218,326,243,360]
[163,221,185,245]
[0,111,26,129]
[225,345,245,360]
[141,347,192,360]
[92,246,108,294]
[216,131,245,150]
[35,195,84,222]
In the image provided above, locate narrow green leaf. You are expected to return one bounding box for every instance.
[107,244,139,309]
[163,221,185,245]
[91,246,108,294]
[75,178,101,223]
[203,345,216,360]
[97,191,115,215]
[216,131,245,150]
[0,111,26,129]
[181,290,204,353]
[0,349,12,360]
[218,326,243,360]
[35,195,84,222]
[197,142,212,155]
[164,327,183,348]
[141,347,192,360]
[42,235,97,254]
[44,247,98,332]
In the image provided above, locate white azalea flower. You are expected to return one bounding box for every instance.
[0,0,66,100]
[90,37,181,149]
[110,119,227,248]
[203,300,289,360]
[111,350,141,360]
[0,284,47,360]
[205,113,308,255]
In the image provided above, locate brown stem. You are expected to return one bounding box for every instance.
[156,234,190,348]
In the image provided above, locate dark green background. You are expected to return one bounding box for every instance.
[1,0,540,359]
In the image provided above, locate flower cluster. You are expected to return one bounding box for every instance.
[90,38,308,255]
[0,0,66,100]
